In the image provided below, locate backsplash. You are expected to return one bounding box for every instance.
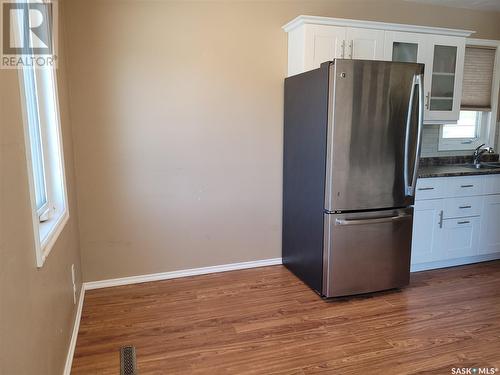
[420,122,500,157]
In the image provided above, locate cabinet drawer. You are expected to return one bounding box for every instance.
[443,196,482,219]
[415,178,447,200]
[447,176,483,197]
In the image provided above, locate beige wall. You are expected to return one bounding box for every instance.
[0,3,83,374]
[64,0,500,282]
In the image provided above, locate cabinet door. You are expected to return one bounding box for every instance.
[346,28,385,60]
[304,25,346,71]
[411,199,444,264]
[479,195,500,255]
[384,31,432,125]
[384,31,428,64]
[482,175,500,195]
[439,216,480,260]
[424,35,465,122]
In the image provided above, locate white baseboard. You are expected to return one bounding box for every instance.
[63,285,85,375]
[82,253,500,290]
[410,253,500,272]
[83,257,283,290]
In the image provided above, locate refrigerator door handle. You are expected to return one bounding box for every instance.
[411,74,424,195]
[335,213,412,226]
[403,73,424,197]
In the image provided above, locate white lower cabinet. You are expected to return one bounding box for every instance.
[439,216,480,260]
[412,175,500,270]
[411,199,443,264]
[479,195,500,255]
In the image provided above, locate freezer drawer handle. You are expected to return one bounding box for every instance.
[335,213,412,226]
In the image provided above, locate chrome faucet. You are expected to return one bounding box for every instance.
[473,144,493,165]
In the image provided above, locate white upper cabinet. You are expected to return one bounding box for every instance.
[386,32,466,123]
[424,36,465,123]
[303,25,346,73]
[288,23,386,75]
[284,16,473,123]
[384,31,428,64]
[346,28,385,60]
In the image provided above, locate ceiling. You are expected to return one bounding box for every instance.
[406,0,500,12]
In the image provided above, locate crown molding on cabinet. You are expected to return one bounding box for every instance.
[282,15,475,37]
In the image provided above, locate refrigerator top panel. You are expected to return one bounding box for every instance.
[325,59,424,212]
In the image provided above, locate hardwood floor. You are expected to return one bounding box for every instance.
[72,261,500,374]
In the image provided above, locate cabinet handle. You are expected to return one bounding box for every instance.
[460,184,474,188]
[425,92,430,109]
[459,205,472,209]
[438,210,444,229]
[341,40,346,58]
[348,40,353,59]
[457,221,470,225]
[418,187,434,191]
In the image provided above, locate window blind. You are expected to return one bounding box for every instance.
[461,46,496,111]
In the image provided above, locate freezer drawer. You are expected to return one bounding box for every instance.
[322,207,413,298]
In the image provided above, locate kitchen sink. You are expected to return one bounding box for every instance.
[463,162,500,170]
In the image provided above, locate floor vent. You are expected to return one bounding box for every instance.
[120,346,137,375]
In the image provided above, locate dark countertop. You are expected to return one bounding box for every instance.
[418,164,500,178]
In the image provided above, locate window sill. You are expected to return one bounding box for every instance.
[438,138,485,152]
[36,207,69,268]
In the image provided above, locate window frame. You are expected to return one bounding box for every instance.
[438,38,500,152]
[19,65,69,268]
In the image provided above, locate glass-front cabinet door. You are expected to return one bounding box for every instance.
[385,32,465,123]
[425,36,465,122]
[392,42,419,63]
[384,31,427,64]
[429,45,457,111]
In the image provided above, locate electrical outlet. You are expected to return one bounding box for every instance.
[71,264,76,304]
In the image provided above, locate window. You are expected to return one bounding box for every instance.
[20,65,68,267]
[442,110,482,139]
[23,67,50,219]
[439,43,498,151]
[439,110,490,151]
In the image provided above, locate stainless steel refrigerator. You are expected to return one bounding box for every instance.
[283,59,424,298]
